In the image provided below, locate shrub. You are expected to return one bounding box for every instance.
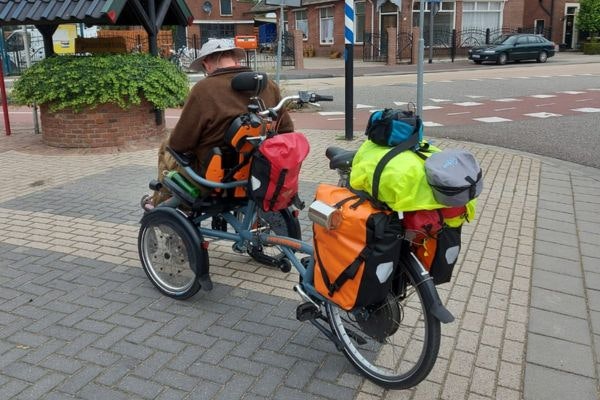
[583,41,600,54]
[12,53,189,112]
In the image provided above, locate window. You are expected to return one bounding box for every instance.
[295,10,308,39]
[200,24,235,43]
[412,1,455,46]
[320,7,334,44]
[355,1,365,43]
[220,0,232,16]
[461,1,503,31]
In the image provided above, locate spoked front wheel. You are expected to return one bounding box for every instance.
[138,209,208,299]
[326,267,441,389]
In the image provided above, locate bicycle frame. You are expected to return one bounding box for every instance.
[162,161,323,301]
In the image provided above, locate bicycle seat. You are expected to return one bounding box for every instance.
[326,147,356,170]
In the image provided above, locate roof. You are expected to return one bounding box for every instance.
[0,0,193,27]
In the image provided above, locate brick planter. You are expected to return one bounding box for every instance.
[40,100,165,148]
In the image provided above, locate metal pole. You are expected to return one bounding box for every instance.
[275,2,284,85]
[345,0,355,140]
[417,0,425,116]
[0,58,11,136]
[428,3,433,63]
[22,26,40,134]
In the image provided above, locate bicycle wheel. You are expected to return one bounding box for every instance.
[246,208,301,265]
[138,210,206,299]
[326,265,441,389]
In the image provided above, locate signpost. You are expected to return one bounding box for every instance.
[344,0,354,140]
[265,0,301,85]
[428,0,440,64]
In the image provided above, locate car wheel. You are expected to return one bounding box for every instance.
[537,51,548,63]
[474,60,483,64]
[496,53,507,65]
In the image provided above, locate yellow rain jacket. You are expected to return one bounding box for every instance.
[350,140,476,221]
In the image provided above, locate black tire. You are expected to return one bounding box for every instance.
[247,208,302,265]
[138,210,207,299]
[496,52,507,65]
[537,51,548,63]
[326,264,441,389]
[474,60,483,64]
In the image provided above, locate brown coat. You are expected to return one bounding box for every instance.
[152,67,294,205]
[169,66,294,164]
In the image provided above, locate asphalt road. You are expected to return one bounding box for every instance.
[283,62,600,168]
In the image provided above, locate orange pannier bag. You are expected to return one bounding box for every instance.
[312,184,403,311]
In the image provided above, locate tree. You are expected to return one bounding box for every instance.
[576,0,600,38]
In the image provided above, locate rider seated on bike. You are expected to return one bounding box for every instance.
[143,38,294,210]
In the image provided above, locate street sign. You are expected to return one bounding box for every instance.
[265,0,301,7]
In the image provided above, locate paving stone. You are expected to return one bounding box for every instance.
[533,253,581,277]
[526,333,595,377]
[530,287,588,319]
[532,269,585,297]
[529,308,591,345]
[524,364,598,400]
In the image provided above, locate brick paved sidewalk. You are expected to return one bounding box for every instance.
[0,129,599,399]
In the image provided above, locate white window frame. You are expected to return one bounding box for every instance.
[563,2,580,48]
[220,0,232,16]
[319,6,335,45]
[355,1,366,44]
[295,9,309,40]
[460,1,504,31]
[412,1,456,29]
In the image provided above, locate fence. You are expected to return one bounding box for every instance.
[396,32,414,63]
[0,28,45,75]
[363,32,388,62]
[420,26,554,62]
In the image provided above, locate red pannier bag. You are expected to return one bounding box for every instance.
[248,132,310,211]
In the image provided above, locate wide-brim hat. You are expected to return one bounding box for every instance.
[189,38,246,72]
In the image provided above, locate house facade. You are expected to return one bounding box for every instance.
[523,0,583,49]
[184,0,583,58]
[184,0,258,48]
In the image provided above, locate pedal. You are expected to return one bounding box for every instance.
[296,302,319,322]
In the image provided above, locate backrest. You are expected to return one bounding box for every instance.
[202,113,271,198]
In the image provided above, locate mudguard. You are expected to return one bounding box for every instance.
[403,252,454,324]
[139,207,210,282]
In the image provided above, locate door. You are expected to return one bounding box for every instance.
[564,15,574,49]
[512,36,529,60]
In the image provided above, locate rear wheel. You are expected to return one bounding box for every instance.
[537,51,548,63]
[496,52,507,65]
[326,266,441,389]
[138,210,206,299]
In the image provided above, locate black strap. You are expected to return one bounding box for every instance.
[268,168,288,210]
[372,132,420,199]
[328,247,372,296]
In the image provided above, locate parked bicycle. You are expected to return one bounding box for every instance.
[168,46,196,72]
[137,71,454,389]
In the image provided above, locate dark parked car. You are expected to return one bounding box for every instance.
[468,34,556,65]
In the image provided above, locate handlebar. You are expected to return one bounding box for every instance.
[257,91,334,118]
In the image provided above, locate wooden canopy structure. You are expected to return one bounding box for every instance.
[0,0,193,56]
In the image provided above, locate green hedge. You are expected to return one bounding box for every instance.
[583,42,600,54]
[12,53,189,112]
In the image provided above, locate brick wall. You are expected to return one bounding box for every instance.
[40,100,165,148]
[504,0,526,28]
